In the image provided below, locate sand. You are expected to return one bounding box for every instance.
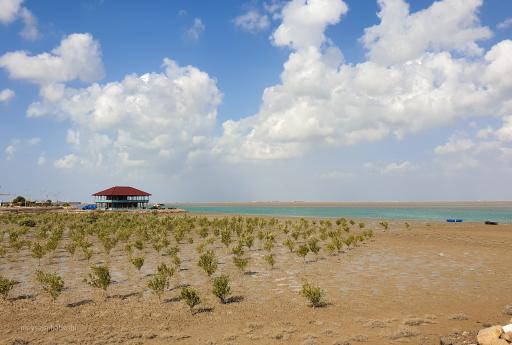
[1,215,512,345]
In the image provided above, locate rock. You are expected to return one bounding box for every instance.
[503,306,512,316]
[477,326,503,345]
[488,340,509,345]
[501,331,512,342]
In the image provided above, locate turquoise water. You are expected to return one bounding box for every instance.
[169,205,512,223]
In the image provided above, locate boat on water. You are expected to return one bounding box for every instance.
[446,219,463,223]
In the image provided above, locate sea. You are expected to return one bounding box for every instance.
[166,204,512,223]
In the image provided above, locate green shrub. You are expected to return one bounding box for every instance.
[233,255,249,273]
[405,222,411,230]
[284,238,295,252]
[131,257,145,271]
[156,262,175,278]
[297,244,309,262]
[212,274,231,304]
[198,250,218,277]
[180,286,201,313]
[31,242,46,264]
[19,219,36,227]
[300,281,324,307]
[379,221,389,230]
[264,253,275,269]
[35,270,64,301]
[0,276,16,300]
[85,265,111,292]
[148,272,169,301]
[307,237,321,257]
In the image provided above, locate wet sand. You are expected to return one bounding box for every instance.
[1,217,512,345]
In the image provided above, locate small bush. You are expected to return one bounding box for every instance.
[264,253,275,269]
[180,286,201,313]
[198,250,218,277]
[35,270,64,301]
[212,274,231,304]
[297,244,309,262]
[284,238,295,252]
[307,237,321,258]
[156,262,175,278]
[379,221,389,230]
[31,243,46,264]
[0,276,16,300]
[19,219,36,227]
[85,265,111,292]
[233,255,249,273]
[131,257,145,271]
[300,281,324,307]
[148,272,169,301]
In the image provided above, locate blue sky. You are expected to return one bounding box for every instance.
[1,0,512,202]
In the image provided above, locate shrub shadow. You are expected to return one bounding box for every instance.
[194,307,214,315]
[225,295,244,304]
[66,299,94,308]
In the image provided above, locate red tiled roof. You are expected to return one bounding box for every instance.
[92,186,151,197]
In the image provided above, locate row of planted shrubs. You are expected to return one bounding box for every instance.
[0,213,386,312]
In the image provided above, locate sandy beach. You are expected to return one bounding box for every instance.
[1,212,511,345]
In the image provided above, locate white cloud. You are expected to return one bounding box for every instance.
[234,10,270,33]
[66,129,80,148]
[37,154,46,166]
[0,0,22,24]
[215,0,512,162]
[27,137,41,146]
[54,154,78,169]
[476,126,493,139]
[0,33,104,85]
[0,88,15,103]
[362,0,492,66]
[3,137,40,160]
[381,161,416,174]
[434,136,474,155]
[28,58,222,173]
[320,170,354,179]
[0,0,39,40]
[185,18,205,41]
[272,0,348,49]
[4,144,16,160]
[497,18,512,30]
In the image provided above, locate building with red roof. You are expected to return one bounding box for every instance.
[92,186,151,209]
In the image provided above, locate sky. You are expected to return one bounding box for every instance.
[0,0,512,203]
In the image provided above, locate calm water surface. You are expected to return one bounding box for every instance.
[167,205,512,223]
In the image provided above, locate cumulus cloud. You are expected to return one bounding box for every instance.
[497,18,512,30]
[0,88,15,103]
[434,136,475,155]
[214,0,512,162]
[272,0,348,49]
[185,18,205,41]
[0,33,104,85]
[37,154,46,166]
[381,161,416,174]
[362,0,492,66]
[0,0,39,40]
[234,10,270,33]
[3,137,40,160]
[54,154,78,169]
[27,58,222,173]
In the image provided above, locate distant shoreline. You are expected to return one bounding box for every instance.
[166,201,512,208]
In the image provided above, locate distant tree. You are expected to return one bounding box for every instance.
[12,196,26,206]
